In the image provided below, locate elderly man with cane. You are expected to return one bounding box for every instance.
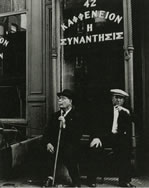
[43,89,84,187]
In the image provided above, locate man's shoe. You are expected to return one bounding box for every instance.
[87,177,96,187]
[99,177,104,184]
[70,183,81,187]
[119,182,136,187]
[71,185,81,188]
[44,176,53,187]
[88,183,96,187]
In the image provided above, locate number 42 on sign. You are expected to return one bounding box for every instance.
[84,0,97,8]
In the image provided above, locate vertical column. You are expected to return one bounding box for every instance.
[123,0,134,108]
[123,0,129,92]
[55,0,62,91]
[127,0,134,110]
[27,0,46,136]
[123,0,136,168]
[51,0,61,112]
[51,0,57,112]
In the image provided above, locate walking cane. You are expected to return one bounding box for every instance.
[52,115,63,186]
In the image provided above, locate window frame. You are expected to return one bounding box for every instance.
[0,10,27,123]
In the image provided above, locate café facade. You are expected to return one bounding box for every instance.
[0,0,149,174]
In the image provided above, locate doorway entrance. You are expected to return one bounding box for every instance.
[60,0,125,133]
[62,41,124,133]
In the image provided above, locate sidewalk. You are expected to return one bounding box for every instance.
[1,176,149,187]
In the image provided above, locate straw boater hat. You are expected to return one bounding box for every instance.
[110,89,129,97]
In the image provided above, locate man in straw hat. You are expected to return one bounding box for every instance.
[87,89,135,187]
[42,89,84,187]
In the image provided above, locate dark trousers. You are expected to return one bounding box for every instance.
[87,147,104,182]
[46,143,80,186]
[88,134,132,183]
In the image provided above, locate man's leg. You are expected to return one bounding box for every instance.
[115,136,135,187]
[62,145,81,187]
[87,147,103,187]
[118,146,131,182]
[44,151,55,186]
[64,159,81,187]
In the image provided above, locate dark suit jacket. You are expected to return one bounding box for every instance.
[91,102,132,147]
[43,107,84,152]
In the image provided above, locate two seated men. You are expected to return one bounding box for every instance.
[43,89,135,187]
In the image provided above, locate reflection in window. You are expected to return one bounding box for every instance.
[0,0,26,13]
[0,14,26,118]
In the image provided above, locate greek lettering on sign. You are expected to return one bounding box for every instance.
[60,0,123,46]
[0,37,9,47]
[60,32,123,46]
[61,10,123,31]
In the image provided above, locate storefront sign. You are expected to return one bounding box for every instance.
[0,37,9,47]
[61,32,123,46]
[0,37,9,59]
[60,0,123,46]
[61,10,122,32]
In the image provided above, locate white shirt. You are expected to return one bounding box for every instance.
[111,106,119,134]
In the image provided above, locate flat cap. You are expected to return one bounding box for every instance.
[110,89,129,97]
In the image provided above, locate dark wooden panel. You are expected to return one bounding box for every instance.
[28,0,45,95]
[27,102,46,136]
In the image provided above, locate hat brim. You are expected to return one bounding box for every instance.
[57,92,73,99]
[57,92,63,97]
[110,89,129,97]
[112,93,126,97]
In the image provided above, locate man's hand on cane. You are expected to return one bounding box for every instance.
[47,143,54,153]
[58,114,66,128]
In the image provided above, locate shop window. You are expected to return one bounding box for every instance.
[60,0,124,133]
[0,13,26,118]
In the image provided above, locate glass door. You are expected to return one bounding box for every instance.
[60,0,124,133]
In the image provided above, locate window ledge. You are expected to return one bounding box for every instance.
[0,119,27,125]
